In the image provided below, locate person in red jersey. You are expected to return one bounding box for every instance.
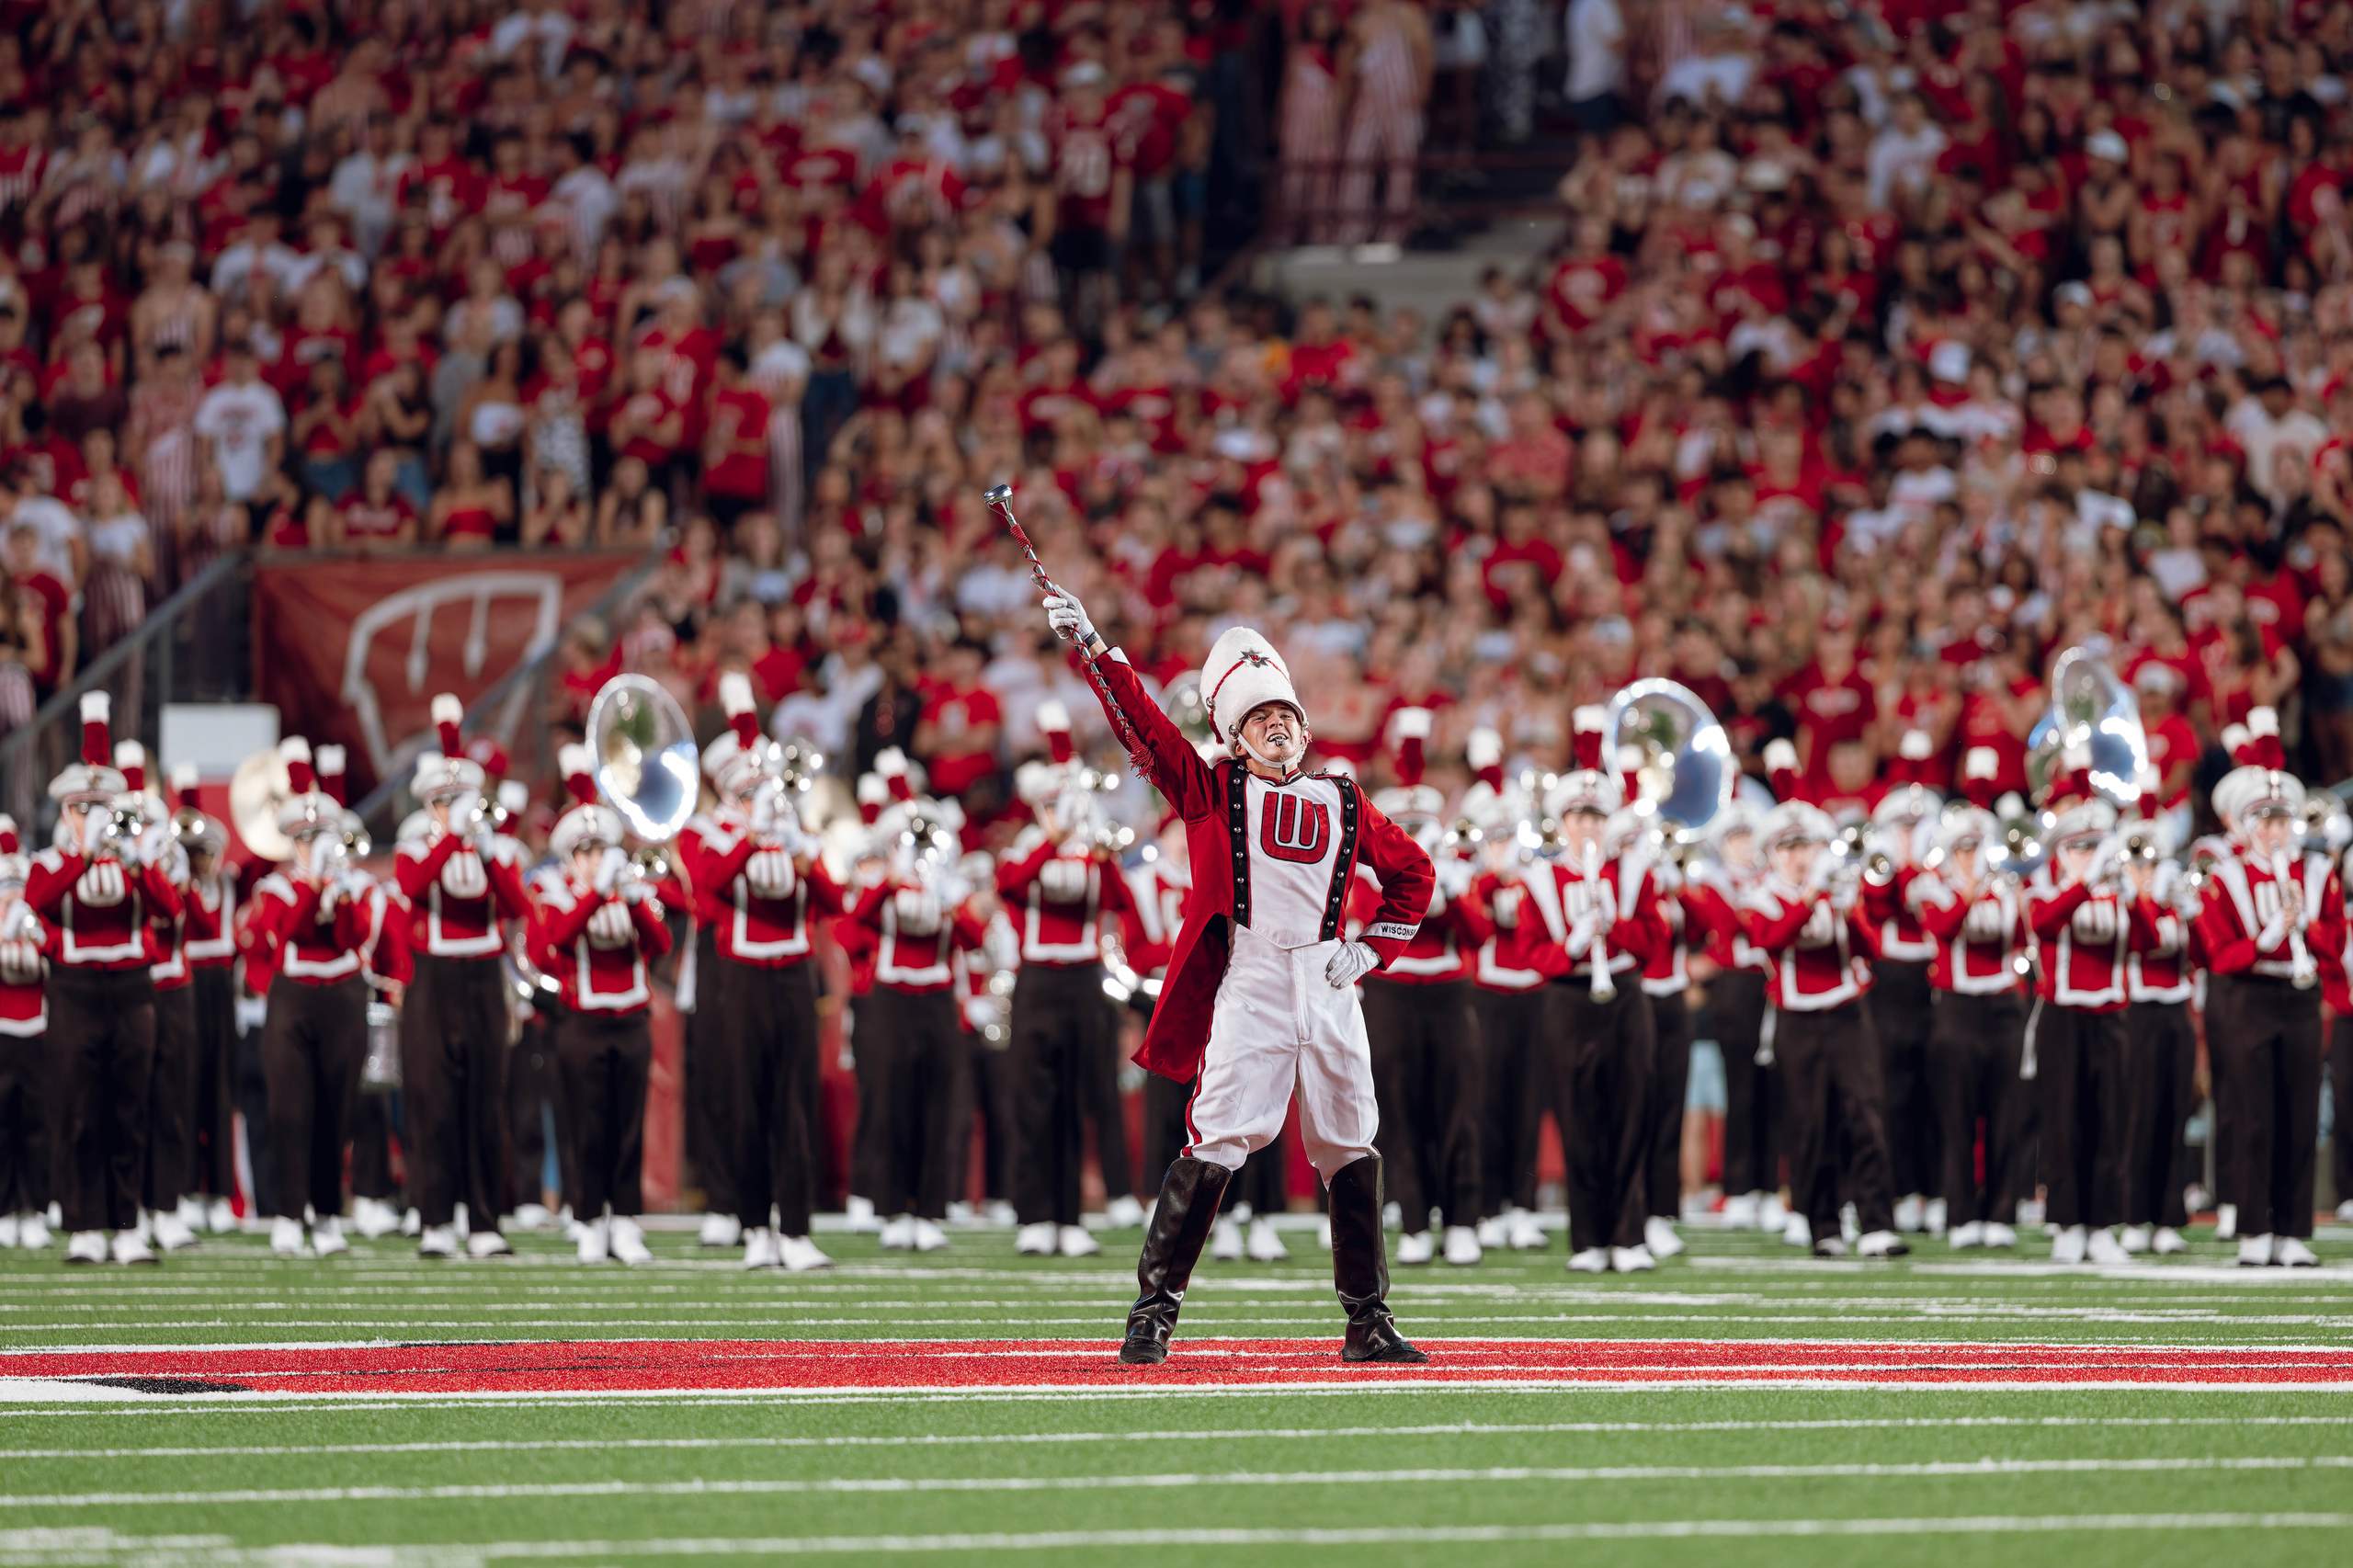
[2115,785,2197,1261]
[395,693,532,1261]
[1860,781,1941,1236]
[1040,585,1433,1367]
[245,740,375,1260]
[165,766,240,1236]
[1682,801,1781,1236]
[1461,731,1553,1255]
[532,747,675,1267]
[26,695,181,1266]
[2200,742,2348,1268]
[1619,793,1697,1268]
[1740,801,1905,1262]
[0,821,51,1252]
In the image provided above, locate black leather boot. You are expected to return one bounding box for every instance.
[1119,1156,1233,1365]
[1327,1154,1427,1363]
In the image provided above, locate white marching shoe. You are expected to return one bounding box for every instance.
[1056,1224,1099,1258]
[270,1217,308,1257]
[1948,1221,1985,1250]
[1982,1221,2018,1249]
[466,1231,513,1259]
[17,1213,47,1250]
[1721,1191,1758,1228]
[1643,1216,1685,1259]
[2086,1228,2131,1266]
[609,1218,653,1266]
[879,1214,917,1251]
[2238,1233,2275,1267]
[1015,1221,1056,1256]
[1506,1208,1548,1251]
[1856,1230,1908,1260]
[2118,1223,2153,1256]
[417,1224,459,1259]
[1246,1217,1290,1262]
[353,1197,402,1239]
[1102,1195,1146,1229]
[1441,1224,1482,1266]
[578,1217,611,1264]
[1476,1215,1506,1248]
[2151,1226,2188,1256]
[1567,1247,1610,1273]
[1394,1230,1436,1266]
[2215,1202,2238,1241]
[205,1198,238,1233]
[2273,1236,2319,1268]
[511,1202,552,1232]
[1757,1191,1789,1233]
[741,1228,780,1269]
[111,1229,157,1266]
[698,1212,743,1248]
[778,1234,834,1272]
[2049,1224,2087,1265]
[1,1213,23,1248]
[1923,1198,1948,1235]
[1210,1215,1245,1262]
[64,1231,107,1265]
[175,1196,206,1233]
[2337,1199,2353,1223]
[1610,1244,1656,1273]
[912,1219,949,1254]
[842,1195,878,1233]
[309,1217,348,1258]
[1893,1194,1926,1233]
[1781,1212,1812,1248]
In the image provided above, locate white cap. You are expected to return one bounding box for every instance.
[1200,627,1302,748]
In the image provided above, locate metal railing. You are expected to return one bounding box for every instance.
[0,551,253,833]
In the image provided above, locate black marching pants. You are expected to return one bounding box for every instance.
[1009,963,1117,1227]
[1475,986,1549,1216]
[260,976,366,1222]
[684,928,738,1215]
[49,968,156,1233]
[2029,1002,2127,1231]
[1364,979,1482,1231]
[727,960,821,1237]
[863,985,968,1221]
[349,1090,400,1202]
[1871,960,1937,1200]
[400,955,508,1231]
[2205,974,2322,1241]
[188,966,237,1200]
[0,1027,47,1215]
[560,1008,653,1221]
[1550,982,1654,1254]
[505,1011,565,1210]
[1708,969,1777,1198]
[142,984,198,1212]
[1927,988,2028,1227]
[1643,987,1691,1221]
[2122,999,2196,1230]
[1779,1001,1896,1238]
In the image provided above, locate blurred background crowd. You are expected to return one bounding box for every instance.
[3,0,2353,832]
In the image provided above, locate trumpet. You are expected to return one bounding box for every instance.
[2275,849,2319,991]
[1583,840,1616,1002]
[2120,825,2162,865]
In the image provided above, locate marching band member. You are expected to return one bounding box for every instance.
[679,709,747,1248]
[2199,750,2346,1267]
[397,694,531,1260]
[0,825,51,1250]
[1040,587,1433,1366]
[838,775,892,1233]
[352,808,416,1242]
[1630,802,1694,1263]
[28,695,180,1266]
[531,748,674,1266]
[246,741,373,1258]
[2117,823,2195,1259]
[1466,756,1556,1254]
[691,674,846,1273]
[953,849,1020,1224]
[123,744,211,1253]
[169,767,241,1234]
[1740,801,1906,1260]
[1682,801,1779,1233]
[997,733,1142,1258]
[1908,796,2028,1249]
[843,793,995,1256]
[1863,780,1941,1234]
[1535,765,1666,1273]
[1357,709,1491,1267]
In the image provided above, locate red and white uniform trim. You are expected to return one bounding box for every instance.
[996,835,1139,966]
[393,830,532,959]
[25,851,181,970]
[1739,879,1878,1012]
[530,878,674,1014]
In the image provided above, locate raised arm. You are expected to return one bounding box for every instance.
[1040,584,1215,819]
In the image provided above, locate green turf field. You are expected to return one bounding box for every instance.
[3,1220,2350,1565]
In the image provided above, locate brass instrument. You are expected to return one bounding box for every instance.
[586,674,700,844]
[2026,645,2150,811]
[1583,840,1616,1002]
[227,744,296,862]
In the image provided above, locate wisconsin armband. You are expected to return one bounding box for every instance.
[1366,921,1417,943]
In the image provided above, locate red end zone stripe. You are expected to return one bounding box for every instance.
[7,1340,2353,1394]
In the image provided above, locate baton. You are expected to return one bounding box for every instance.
[984,483,1151,775]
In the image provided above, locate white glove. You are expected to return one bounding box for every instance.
[0,903,37,942]
[1324,940,1378,989]
[1830,879,1859,914]
[79,811,109,857]
[2256,915,2291,952]
[1493,886,1522,929]
[749,790,780,838]
[1042,586,1097,648]
[134,822,170,868]
[1438,858,1474,901]
[1653,858,1685,895]
[592,846,625,896]
[620,877,653,906]
[1565,913,1600,960]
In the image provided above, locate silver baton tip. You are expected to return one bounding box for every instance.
[983,483,1013,505]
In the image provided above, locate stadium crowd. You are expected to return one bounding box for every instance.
[0,0,2349,829]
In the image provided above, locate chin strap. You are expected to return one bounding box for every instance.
[1236,737,1304,780]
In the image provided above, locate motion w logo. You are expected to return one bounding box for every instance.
[1261,793,1331,865]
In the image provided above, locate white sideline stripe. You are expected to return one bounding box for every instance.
[12,1458,2353,1509]
[8,1414,2353,1461]
[1693,1259,2353,1283]
[11,1316,2353,1337]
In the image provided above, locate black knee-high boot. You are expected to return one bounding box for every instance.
[1328,1153,1427,1364]
[1120,1156,1233,1365]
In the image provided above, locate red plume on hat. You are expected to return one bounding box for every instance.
[1571,706,1605,771]
[465,734,510,783]
[878,747,913,803]
[0,815,17,855]
[559,743,598,808]
[1887,728,1938,787]
[80,692,111,767]
[281,737,316,796]
[169,763,202,812]
[1616,743,1644,805]
[1960,746,2000,810]
[1467,727,1505,792]
[856,773,887,824]
[720,671,760,751]
[1391,707,1431,789]
[2244,707,2286,769]
[1040,699,1074,766]
[1762,737,1801,802]
[430,693,463,757]
[114,742,145,794]
[315,745,348,806]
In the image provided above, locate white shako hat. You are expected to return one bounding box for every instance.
[2213,765,2304,833]
[1200,626,1302,750]
[1760,801,1836,851]
[1933,804,1999,858]
[413,692,487,801]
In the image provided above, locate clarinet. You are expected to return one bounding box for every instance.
[2273,850,2319,991]
[1585,841,1616,1001]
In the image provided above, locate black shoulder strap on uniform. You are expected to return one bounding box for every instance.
[1321,776,1361,942]
[1225,758,1252,930]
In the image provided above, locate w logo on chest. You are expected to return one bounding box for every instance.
[1260,795,1331,865]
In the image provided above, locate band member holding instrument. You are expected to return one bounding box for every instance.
[1466,754,1556,1255]
[1862,784,1940,1235]
[121,743,210,1254]
[28,695,179,1266]
[1683,801,1779,1233]
[396,693,531,1260]
[169,767,240,1235]
[0,823,51,1251]
[246,740,373,1258]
